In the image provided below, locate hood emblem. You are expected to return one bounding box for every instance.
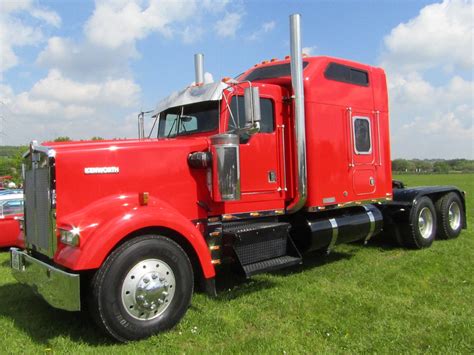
[84,167,120,175]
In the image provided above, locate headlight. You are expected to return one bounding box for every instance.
[59,227,80,246]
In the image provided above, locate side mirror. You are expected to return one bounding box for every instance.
[244,87,261,129]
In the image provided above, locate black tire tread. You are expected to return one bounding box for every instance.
[435,192,464,240]
[88,235,193,342]
[402,196,437,249]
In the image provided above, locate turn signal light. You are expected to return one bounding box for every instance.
[139,192,149,206]
[59,227,80,247]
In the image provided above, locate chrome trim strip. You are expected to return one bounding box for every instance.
[241,190,279,196]
[364,205,376,244]
[306,197,391,212]
[286,13,308,214]
[375,110,382,166]
[279,124,288,192]
[327,218,338,253]
[221,208,285,221]
[347,107,354,168]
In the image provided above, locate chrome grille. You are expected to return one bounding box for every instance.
[24,156,54,256]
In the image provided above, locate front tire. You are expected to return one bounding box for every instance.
[435,192,464,239]
[89,235,193,342]
[402,196,437,249]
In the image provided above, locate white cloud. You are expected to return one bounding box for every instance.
[248,20,275,41]
[182,26,204,44]
[30,8,62,27]
[0,71,141,143]
[1,0,238,144]
[381,0,473,73]
[36,36,135,80]
[190,72,214,86]
[215,12,242,38]
[29,70,140,108]
[381,0,473,159]
[84,0,202,49]
[204,72,214,84]
[0,0,61,76]
[302,46,317,56]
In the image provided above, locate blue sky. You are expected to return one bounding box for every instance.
[0,0,472,158]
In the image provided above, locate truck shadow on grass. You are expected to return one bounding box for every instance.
[0,249,354,346]
[0,282,113,346]
[213,250,353,301]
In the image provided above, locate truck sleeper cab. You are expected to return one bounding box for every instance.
[10,14,467,342]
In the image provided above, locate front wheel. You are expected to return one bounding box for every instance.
[89,235,194,342]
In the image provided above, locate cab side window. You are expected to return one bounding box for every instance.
[353,117,372,154]
[228,96,275,133]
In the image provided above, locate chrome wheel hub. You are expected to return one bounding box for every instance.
[448,201,461,230]
[418,207,434,239]
[121,258,175,320]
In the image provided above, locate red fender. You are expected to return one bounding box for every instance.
[54,194,215,278]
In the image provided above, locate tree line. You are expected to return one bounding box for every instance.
[392,159,474,173]
[1,143,473,185]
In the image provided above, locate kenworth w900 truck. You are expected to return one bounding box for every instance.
[10,14,466,341]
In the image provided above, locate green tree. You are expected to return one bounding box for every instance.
[433,161,450,173]
[54,136,71,142]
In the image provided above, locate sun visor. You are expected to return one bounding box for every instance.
[153,82,229,116]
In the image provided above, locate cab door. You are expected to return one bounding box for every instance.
[226,86,286,211]
[349,109,378,196]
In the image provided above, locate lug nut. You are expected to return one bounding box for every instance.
[144,278,150,284]
[152,274,158,280]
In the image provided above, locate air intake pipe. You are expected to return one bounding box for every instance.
[194,53,204,85]
[287,13,308,214]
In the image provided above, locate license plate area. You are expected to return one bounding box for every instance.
[11,249,23,271]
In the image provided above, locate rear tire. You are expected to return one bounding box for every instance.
[89,235,193,342]
[402,196,437,249]
[435,192,464,239]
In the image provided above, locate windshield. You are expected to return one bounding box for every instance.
[157,101,219,138]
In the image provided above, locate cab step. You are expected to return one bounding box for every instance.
[243,255,302,277]
[224,221,302,277]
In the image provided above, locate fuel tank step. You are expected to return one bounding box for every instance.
[223,221,302,277]
[243,255,302,277]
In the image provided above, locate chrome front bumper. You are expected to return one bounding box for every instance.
[10,248,81,311]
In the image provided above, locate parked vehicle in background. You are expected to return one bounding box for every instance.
[0,189,23,196]
[0,194,24,248]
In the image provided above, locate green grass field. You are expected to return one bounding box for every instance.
[0,174,472,353]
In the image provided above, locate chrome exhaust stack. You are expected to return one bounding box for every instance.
[287,13,308,213]
[194,53,204,85]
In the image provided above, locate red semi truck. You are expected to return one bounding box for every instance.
[10,14,466,341]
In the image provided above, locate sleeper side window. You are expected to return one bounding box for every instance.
[353,117,372,154]
[325,62,369,86]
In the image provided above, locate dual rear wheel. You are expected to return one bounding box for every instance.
[403,192,464,249]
